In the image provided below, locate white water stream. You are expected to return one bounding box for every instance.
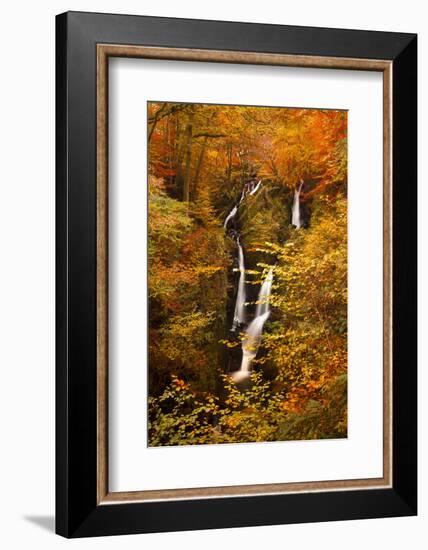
[232,268,274,382]
[291,181,304,229]
[223,178,274,381]
[223,204,238,229]
[231,237,247,331]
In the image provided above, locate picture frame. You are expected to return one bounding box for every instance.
[56,11,417,538]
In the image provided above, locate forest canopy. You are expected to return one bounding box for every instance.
[147,101,348,446]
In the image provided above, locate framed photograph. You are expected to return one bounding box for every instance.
[56,11,417,537]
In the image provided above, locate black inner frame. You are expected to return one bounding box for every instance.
[56,11,417,538]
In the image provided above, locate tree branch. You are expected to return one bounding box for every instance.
[192,132,226,139]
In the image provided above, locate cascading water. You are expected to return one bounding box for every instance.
[249,179,262,196]
[254,267,274,319]
[291,181,304,229]
[232,268,274,382]
[224,204,238,229]
[223,177,272,381]
[225,179,262,230]
[231,237,246,331]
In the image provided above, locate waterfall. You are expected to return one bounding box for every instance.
[232,268,274,381]
[291,181,303,228]
[225,179,262,229]
[254,267,273,318]
[224,204,238,229]
[249,179,262,196]
[226,177,264,328]
[231,237,246,331]
[225,177,273,379]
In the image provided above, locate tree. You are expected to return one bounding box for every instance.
[147,102,348,446]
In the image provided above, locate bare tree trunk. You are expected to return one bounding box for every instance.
[226,143,233,185]
[174,118,183,188]
[166,117,173,187]
[148,102,167,142]
[183,109,194,203]
[192,136,208,198]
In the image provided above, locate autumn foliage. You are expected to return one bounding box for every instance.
[147,101,347,445]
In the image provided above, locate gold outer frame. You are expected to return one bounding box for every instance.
[96,44,392,505]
